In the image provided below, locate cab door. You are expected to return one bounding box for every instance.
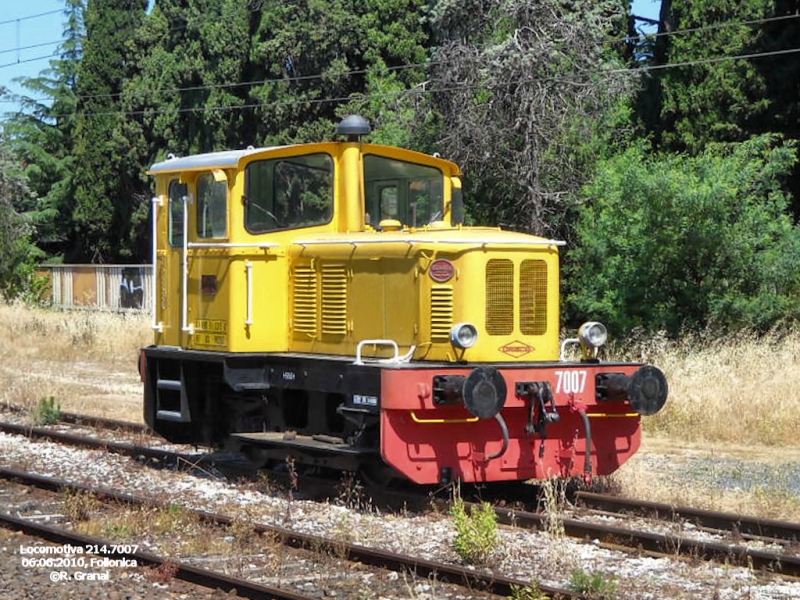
[154,178,188,347]
[185,171,230,351]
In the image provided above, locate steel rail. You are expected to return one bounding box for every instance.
[0,420,200,466]
[576,491,800,543]
[0,467,583,599]
[1,404,149,435]
[0,512,317,600]
[487,503,800,578]
[55,411,150,435]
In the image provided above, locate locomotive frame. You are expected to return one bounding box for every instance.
[140,116,667,485]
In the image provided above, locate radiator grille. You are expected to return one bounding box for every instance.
[486,259,514,335]
[321,264,348,336]
[292,265,317,336]
[520,259,548,335]
[430,286,454,342]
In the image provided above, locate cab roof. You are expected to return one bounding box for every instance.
[146,142,462,177]
[147,147,282,175]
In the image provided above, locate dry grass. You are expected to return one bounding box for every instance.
[606,452,800,521]
[605,328,800,519]
[611,328,800,447]
[0,303,149,422]
[7,303,799,447]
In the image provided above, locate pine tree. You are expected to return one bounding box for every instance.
[640,0,800,202]
[1,0,84,260]
[71,0,147,262]
[248,0,429,145]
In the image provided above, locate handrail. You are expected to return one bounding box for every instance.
[559,338,579,361]
[181,195,193,335]
[187,242,279,249]
[150,196,163,333]
[354,339,416,365]
[245,261,253,326]
[295,237,565,248]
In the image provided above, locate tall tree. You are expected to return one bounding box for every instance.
[640,0,800,199]
[71,0,147,263]
[248,0,429,145]
[424,0,636,236]
[0,139,39,299]
[1,0,84,260]
[123,0,254,158]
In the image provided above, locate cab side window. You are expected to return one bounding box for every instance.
[168,180,187,247]
[197,173,228,238]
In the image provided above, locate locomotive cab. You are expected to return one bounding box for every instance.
[141,116,667,485]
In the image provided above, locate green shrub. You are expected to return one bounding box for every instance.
[568,568,617,599]
[450,497,498,565]
[567,135,800,334]
[33,396,61,425]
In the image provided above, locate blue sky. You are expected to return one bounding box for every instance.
[0,0,662,116]
[0,0,66,107]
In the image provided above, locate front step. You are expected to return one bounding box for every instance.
[155,375,190,422]
[231,431,377,456]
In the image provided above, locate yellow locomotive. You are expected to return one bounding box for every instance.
[141,115,667,485]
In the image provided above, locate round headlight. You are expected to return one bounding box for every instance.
[578,321,608,349]
[450,323,478,349]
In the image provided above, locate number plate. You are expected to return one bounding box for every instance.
[554,370,588,394]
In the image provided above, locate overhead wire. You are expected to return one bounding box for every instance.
[59,14,800,100]
[0,40,61,57]
[630,11,800,43]
[61,11,800,103]
[1,10,799,109]
[0,8,62,27]
[51,44,800,121]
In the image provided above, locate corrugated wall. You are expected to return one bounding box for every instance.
[38,265,153,312]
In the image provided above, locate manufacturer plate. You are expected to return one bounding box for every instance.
[429,259,455,283]
[499,340,533,358]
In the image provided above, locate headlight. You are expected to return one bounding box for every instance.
[578,321,608,350]
[450,323,478,349]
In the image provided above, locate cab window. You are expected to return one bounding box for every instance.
[196,173,228,239]
[168,179,187,247]
[245,153,333,233]
[364,155,444,228]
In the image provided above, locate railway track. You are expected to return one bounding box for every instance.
[0,511,329,600]
[0,466,582,599]
[487,502,800,577]
[2,410,800,589]
[576,490,800,545]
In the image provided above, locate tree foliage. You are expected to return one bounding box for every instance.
[0,141,40,300]
[3,0,800,335]
[425,0,635,235]
[248,0,429,145]
[1,0,83,260]
[567,134,800,334]
[646,0,799,151]
[72,0,147,263]
[641,0,800,200]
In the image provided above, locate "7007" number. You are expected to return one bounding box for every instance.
[554,370,588,394]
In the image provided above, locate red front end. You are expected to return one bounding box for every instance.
[380,363,654,484]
